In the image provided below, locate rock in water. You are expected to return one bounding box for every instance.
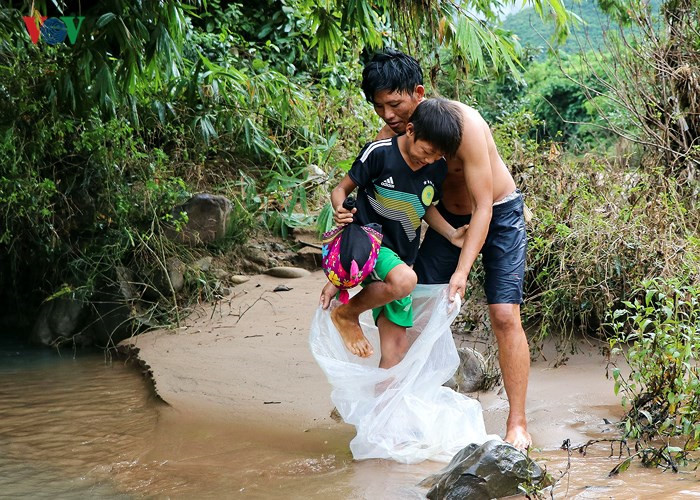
[31,296,85,346]
[264,267,310,278]
[420,440,547,499]
[89,267,151,348]
[444,347,489,393]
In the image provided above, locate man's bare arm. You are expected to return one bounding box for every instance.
[448,114,494,300]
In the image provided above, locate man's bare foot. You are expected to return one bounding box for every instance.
[330,305,374,358]
[504,419,532,451]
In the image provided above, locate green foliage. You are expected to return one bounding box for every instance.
[0,0,378,323]
[451,51,617,147]
[316,203,335,237]
[487,112,700,344]
[519,54,607,143]
[609,279,700,468]
[0,1,193,118]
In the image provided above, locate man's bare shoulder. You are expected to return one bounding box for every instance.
[449,100,487,129]
[375,124,397,141]
[448,101,492,167]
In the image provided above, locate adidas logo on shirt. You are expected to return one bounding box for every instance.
[380,176,395,188]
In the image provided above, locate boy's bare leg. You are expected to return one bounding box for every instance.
[489,303,532,450]
[377,313,409,368]
[330,265,416,358]
[374,313,409,397]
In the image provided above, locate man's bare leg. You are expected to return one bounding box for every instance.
[489,303,531,450]
[328,265,416,358]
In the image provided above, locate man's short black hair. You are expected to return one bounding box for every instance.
[361,49,423,104]
[409,99,463,158]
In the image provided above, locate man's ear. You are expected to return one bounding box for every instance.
[413,85,425,100]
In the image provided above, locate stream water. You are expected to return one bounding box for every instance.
[2,336,699,499]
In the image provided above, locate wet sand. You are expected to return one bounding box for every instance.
[122,270,621,449]
[122,272,338,432]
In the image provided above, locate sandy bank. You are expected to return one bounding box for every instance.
[122,270,623,449]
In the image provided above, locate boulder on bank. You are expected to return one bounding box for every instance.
[167,193,233,246]
[88,266,151,348]
[420,440,547,499]
[264,266,310,278]
[31,295,86,346]
[149,257,186,297]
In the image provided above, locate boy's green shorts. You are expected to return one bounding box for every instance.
[362,246,413,328]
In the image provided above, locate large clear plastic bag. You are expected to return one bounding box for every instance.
[310,284,497,464]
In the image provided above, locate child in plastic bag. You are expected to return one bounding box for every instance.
[320,99,468,368]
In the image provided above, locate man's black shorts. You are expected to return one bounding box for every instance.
[414,191,527,304]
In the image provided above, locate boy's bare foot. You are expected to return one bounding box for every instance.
[504,418,532,451]
[330,305,374,358]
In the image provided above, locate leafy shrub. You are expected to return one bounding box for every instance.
[609,279,700,468]
[487,112,700,344]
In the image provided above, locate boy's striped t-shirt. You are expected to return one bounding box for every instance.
[348,136,447,266]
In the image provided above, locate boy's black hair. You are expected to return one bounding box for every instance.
[409,99,463,158]
[361,49,423,104]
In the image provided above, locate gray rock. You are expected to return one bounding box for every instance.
[307,163,326,180]
[243,245,269,266]
[31,296,85,346]
[152,257,185,296]
[89,267,150,348]
[445,347,488,393]
[115,266,140,301]
[421,440,547,499]
[193,256,213,272]
[271,242,287,252]
[168,194,232,246]
[241,259,265,274]
[212,268,229,280]
[230,275,250,284]
[264,266,310,278]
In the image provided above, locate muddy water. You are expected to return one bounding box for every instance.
[1,339,699,498]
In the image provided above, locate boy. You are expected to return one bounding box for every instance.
[325,98,466,369]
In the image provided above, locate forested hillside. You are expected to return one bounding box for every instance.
[502,0,660,56]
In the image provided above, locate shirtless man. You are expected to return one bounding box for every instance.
[321,49,531,450]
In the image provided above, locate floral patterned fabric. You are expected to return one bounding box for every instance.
[321,224,383,303]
